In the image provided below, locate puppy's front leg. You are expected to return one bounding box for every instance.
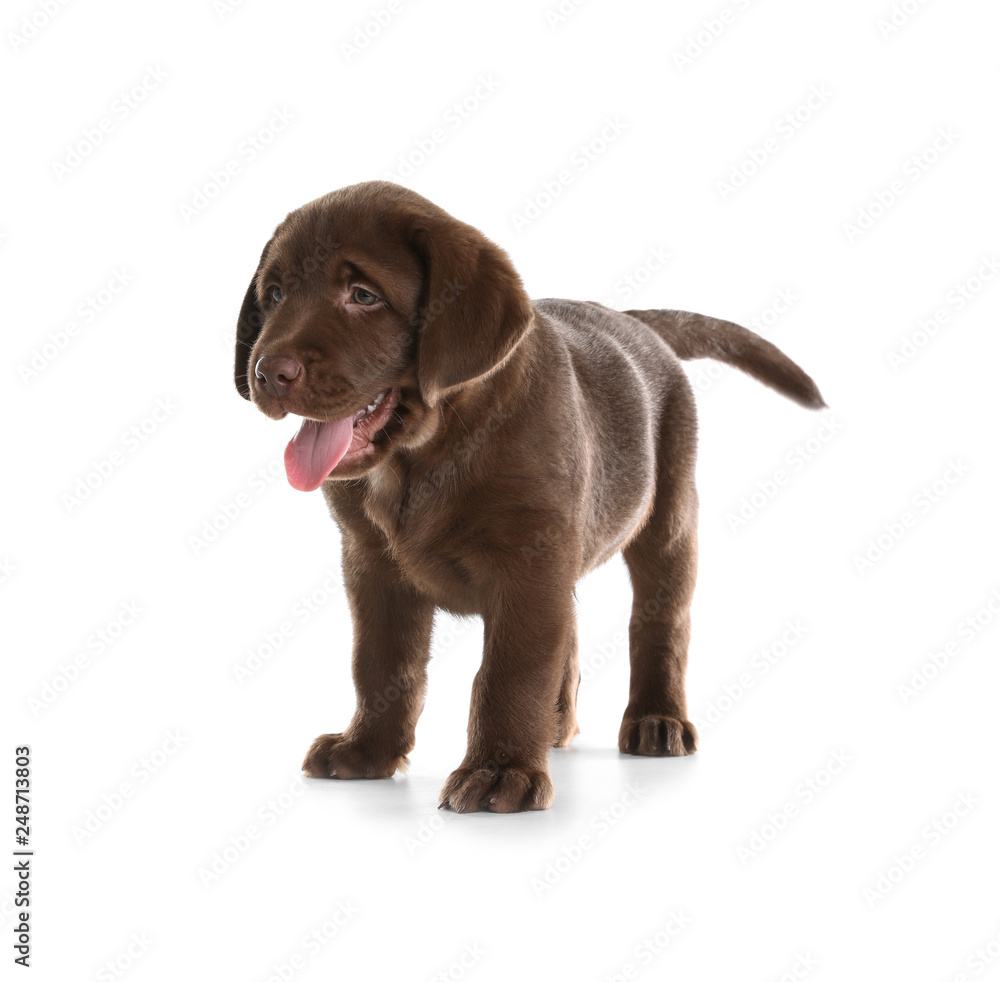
[440,579,574,813]
[303,554,434,779]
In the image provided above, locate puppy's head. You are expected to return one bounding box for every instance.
[235,181,533,489]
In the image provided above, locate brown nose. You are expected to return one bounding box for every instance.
[254,356,303,398]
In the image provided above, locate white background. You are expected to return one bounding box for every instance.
[3,0,999,979]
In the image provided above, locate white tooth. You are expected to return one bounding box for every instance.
[366,403,375,413]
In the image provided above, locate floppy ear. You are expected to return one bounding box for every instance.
[234,237,274,400]
[410,224,534,407]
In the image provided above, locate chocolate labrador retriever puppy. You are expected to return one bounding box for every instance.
[234,181,824,813]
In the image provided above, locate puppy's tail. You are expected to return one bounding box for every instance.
[626,308,826,410]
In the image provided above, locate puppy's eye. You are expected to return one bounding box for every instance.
[270,286,282,304]
[351,287,379,306]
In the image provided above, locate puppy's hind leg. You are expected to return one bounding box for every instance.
[553,618,581,747]
[618,397,700,757]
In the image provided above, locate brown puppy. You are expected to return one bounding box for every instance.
[234,181,825,813]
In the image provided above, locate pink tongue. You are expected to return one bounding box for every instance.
[284,416,355,491]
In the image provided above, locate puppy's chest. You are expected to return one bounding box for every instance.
[360,471,479,610]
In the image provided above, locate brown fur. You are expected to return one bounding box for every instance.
[234,181,825,813]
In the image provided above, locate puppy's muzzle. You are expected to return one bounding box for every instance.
[255,355,303,399]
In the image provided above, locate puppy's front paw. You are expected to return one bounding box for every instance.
[439,762,554,813]
[302,733,406,779]
[619,715,698,756]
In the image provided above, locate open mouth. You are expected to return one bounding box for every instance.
[284,388,400,491]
